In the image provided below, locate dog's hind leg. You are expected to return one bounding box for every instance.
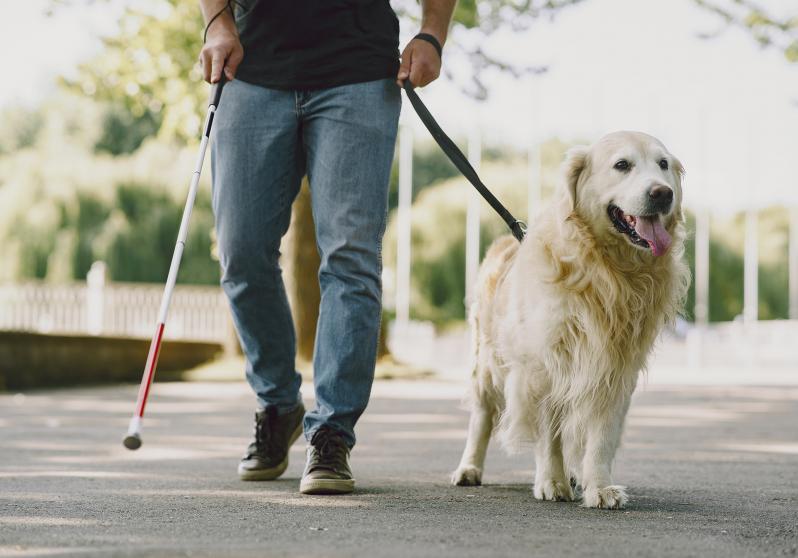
[451,400,494,486]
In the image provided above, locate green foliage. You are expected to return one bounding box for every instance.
[64,0,207,144]
[388,145,463,211]
[69,192,112,279]
[0,106,44,154]
[387,139,568,212]
[94,104,161,155]
[0,92,219,285]
[691,208,791,321]
[384,137,572,324]
[64,0,586,137]
[3,179,219,285]
[387,151,791,326]
[453,0,479,28]
[385,158,532,324]
[104,183,218,284]
[0,0,587,294]
[695,0,798,65]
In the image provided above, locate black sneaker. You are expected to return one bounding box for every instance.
[238,403,304,481]
[299,427,355,495]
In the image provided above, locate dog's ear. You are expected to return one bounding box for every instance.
[562,145,589,209]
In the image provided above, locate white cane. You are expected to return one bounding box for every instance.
[123,75,226,450]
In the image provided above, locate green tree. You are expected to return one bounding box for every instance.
[0,105,44,155]
[94,104,161,155]
[103,183,219,284]
[384,140,572,324]
[684,209,790,323]
[58,0,587,142]
[694,0,798,63]
[395,0,585,98]
[40,0,587,354]
[58,0,208,145]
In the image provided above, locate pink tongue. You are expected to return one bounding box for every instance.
[634,215,671,257]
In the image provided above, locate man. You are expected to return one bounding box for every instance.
[199,0,455,495]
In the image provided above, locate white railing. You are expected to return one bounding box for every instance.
[0,279,229,343]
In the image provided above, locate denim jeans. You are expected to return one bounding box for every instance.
[211,78,400,448]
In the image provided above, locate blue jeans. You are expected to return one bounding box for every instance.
[211,78,400,448]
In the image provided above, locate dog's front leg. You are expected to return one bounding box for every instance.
[451,404,493,486]
[533,409,573,502]
[580,394,631,509]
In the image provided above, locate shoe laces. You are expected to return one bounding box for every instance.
[310,427,348,463]
[251,406,278,456]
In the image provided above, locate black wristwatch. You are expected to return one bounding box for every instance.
[413,32,443,59]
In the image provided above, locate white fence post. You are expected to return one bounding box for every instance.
[86,261,106,336]
[527,81,542,221]
[465,126,481,307]
[743,209,758,325]
[527,142,541,222]
[789,207,798,320]
[695,210,710,325]
[687,209,711,369]
[395,122,413,328]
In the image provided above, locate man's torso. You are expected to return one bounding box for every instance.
[233,0,400,91]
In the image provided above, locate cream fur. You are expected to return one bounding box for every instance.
[451,131,691,510]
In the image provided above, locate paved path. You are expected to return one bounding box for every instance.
[1,380,797,557]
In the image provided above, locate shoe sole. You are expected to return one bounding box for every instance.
[299,477,355,495]
[238,423,303,481]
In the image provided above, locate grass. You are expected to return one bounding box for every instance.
[181,354,435,383]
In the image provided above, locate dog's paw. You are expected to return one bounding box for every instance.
[451,465,482,486]
[533,478,574,502]
[581,485,628,509]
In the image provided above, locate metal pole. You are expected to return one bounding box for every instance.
[465,126,481,305]
[694,210,710,325]
[527,82,541,221]
[395,123,413,327]
[527,144,541,223]
[789,207,798,320]
[743,209,758,324]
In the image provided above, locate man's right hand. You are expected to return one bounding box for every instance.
[199,10,243,83]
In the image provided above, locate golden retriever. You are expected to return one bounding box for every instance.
[451,131,690,509]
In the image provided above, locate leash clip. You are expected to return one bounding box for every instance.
[510,220,527,242]
[403,80,528,244]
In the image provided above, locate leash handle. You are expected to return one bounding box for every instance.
[401,80,526,243]
[204,74,226,138]
[209,73,227,108]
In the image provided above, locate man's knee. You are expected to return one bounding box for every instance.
[318,237,382,297]
[218,238,283,287]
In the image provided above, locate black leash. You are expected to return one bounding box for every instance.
[402,81,527,243]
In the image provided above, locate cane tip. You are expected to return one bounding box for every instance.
[123,433,142,450]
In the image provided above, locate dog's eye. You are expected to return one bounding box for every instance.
[659,159,669,171]
[613,159,630,172]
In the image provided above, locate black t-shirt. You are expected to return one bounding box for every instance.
[233,0,400,91]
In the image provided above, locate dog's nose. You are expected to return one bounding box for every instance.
[648,184,673,211]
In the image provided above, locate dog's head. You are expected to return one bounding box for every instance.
[560,131,684,257]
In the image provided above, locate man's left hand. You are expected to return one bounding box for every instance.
[397,35,442,88]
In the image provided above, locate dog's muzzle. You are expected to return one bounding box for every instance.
[607,204,672,257]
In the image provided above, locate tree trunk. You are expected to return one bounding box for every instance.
[283,177,391,363]
[377,313,390,359]
[284,177,321,362]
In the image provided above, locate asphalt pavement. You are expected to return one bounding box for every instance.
[1,379,797,557]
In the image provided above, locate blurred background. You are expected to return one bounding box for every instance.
[0,0,796,391]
